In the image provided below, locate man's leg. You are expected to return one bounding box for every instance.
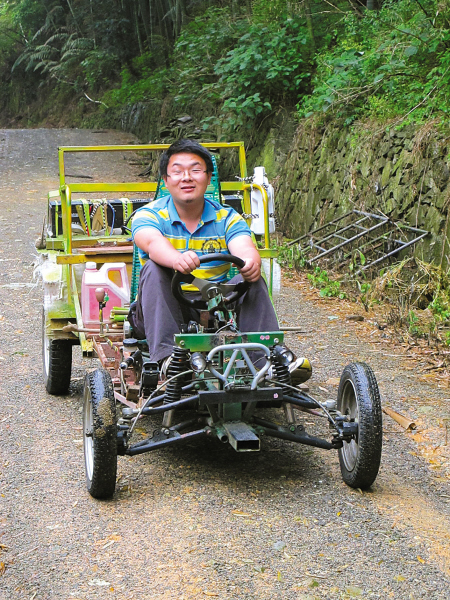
[133,260,191,362]
[227,275,279,367]
[231,275,279,332]
[232,275,312,382]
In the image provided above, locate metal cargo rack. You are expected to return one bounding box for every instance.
[288,210,428,274]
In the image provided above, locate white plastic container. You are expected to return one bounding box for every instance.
[250,166,275,235]
[81,262,130,328]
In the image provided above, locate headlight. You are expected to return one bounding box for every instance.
[272,345,294,366]
[189,352,207,373]
[281,347,295,363]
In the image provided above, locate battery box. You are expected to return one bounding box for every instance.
[47,194,243,238]
[47,197,151,238]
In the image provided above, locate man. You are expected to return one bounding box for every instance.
[131,139,280,365]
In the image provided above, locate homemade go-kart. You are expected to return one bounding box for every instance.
[39,142,382,499]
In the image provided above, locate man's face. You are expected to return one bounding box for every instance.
[163,152,212,208]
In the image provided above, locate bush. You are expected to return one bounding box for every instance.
[202,16,310,133]
[298,0,450,125]
[104,9,312,134]
[103,6,247,108]
[172,7,249,106]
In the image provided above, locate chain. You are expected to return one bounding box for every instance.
[242,213,275,219]
[235,175,254,183]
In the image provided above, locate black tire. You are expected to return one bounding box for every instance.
[42,308,72,395]
[83,369,117,499]
[337,362,382,489]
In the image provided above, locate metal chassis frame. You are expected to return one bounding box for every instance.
[42,142,279,351]
[86,324,350,458]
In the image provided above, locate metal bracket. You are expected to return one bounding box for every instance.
[288,210,428,274]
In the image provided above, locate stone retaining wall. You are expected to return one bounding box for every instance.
[276,120,450,267]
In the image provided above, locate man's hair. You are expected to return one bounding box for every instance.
[159,139,214,177]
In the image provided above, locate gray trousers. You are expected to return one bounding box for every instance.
[133,259,279,362]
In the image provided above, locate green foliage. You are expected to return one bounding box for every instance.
[80,50,120,91]
[172,6,249,107]
[102,56,169,106]
[357,280,371,310]
[428,294,450,322]
[8,0,49,34]
[407,310,421,335]
[308,266,347,298]
[206,16,310,132]
[5,0,450,132]
[349,249,366,273]
[406,295,450,341]
[252,0,295,23]
[12,31,100,92]
[8,1,127,96]
[103,9,311,133]
[298,0,450,124]
[277,243,308,270]
[103,6,247,107]
[0,7,22,110]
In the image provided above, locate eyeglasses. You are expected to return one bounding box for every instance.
[167,168,207,181]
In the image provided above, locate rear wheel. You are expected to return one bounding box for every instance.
[337,362,382,489]
[83,369,117,499]
[42,308,72,395]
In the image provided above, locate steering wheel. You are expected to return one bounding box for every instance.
[171,253,250,310]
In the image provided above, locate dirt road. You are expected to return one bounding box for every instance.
[0,128,449,600]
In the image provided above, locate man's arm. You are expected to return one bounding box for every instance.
[134,228,200,274]
[228,235,261,282]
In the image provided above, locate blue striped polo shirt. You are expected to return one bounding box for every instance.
[131,195,251,285]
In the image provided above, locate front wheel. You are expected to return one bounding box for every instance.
[337,362,382,489]
[83,369,117,499]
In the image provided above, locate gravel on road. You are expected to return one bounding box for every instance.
[0,128,449,600]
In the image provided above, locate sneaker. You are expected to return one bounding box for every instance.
[289,357,312,385]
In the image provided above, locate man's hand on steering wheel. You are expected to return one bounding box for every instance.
[171,253,251,309]
[172,250,200,274]
[238,257,261,282]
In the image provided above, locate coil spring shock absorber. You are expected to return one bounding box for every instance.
[270,348,292,386]
[164,347,190,403]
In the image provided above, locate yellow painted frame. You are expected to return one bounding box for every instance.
[51,142,275,315]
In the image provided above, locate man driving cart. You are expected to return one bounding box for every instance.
[131,139,306,379]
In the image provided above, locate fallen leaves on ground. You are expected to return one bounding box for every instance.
[346,586,363,597]
[232,510,250,517]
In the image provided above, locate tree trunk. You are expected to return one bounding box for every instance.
[304,0,316,54]
[133,2,144,55]
[138,0,152,46]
